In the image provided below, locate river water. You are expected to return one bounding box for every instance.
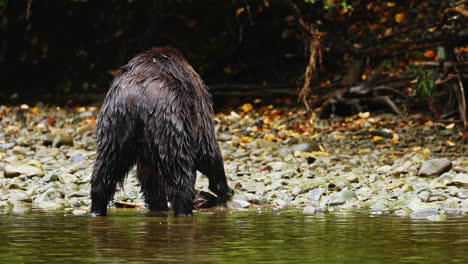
[0,209,466,263]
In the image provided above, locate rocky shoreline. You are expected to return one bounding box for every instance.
[0,104,467,219]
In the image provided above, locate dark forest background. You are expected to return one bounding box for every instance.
[0,0,467,122]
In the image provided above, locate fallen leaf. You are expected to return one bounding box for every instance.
[424,50,435,59]
[241,103,253,113]
[394,13,405,23]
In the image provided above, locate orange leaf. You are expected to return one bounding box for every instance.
[424,50,435,59]
[394,13,404,23]
[31,107,39,115]
[241,103,253,113]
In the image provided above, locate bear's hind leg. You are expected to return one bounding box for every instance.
[90,149,136,216]
[137,159,168,211]
[163,163,195,217]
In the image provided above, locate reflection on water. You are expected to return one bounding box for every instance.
[0,209,467,263]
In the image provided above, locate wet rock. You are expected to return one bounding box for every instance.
[72,209,87,215]
[41,134,55,146]
[408,198,440,211]
[307,188,326,202]
[458,190,468,199]
[438,172,455,185]
[217,133,233,141]
[59,173,78,184]
[68,154,86,164]
[41,173,59,182]
[377,165,392,174]
[383,181,404,190]
[35,201,62,210]
[394,209,411,217]
[8,189,32,203]
[4,161,44,178]
[410,208,439,219]
[418,159,452,177]
[291,187,302,196]
[52,133,74,147]
[293,142,321,152]
[273,199,287,207]
[448,173,468,188]
[303,205,316,215]
[233,198,251,208]
[418,191,431,202]
[0,142,15,151]
[77,124,95,135]
[248,139,278,150]
[329,190,357,205]
[70,191,88,197]
[10,201,32,213]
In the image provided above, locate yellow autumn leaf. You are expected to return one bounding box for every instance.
[357,148,370,154]
[421,148,431,155]
[311,151,329,157]
[264,133,276,141]
[241,103,253,113]
[333,134,345,140]
[373,136,384,141]
[236,7,245,16]
[31,107,39,115]
[240,136,254,143]
[446,140,456,147]
[394,13,404,23]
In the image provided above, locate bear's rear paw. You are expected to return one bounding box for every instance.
[90,211,107,217]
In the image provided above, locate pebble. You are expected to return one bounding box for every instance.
[0,105,467,218]
[448,173,468,188]
[418,159,452,177]
[303,205,316,215]
[4,161,44,178]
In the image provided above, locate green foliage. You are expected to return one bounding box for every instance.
[411,67,436,96]
[305,0,352,11]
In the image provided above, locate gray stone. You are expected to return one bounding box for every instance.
[41,134,55,146]
[59,173,78,184]
[233,198,251,208]
[448,173,468,188]
[8,189,32,203]
[77,124,95,135]
[418,159,452,177]
[273,199,287,207]
[418,191,431,202]
[458,190,468,199]
[291,187,302,196]
[303,205,316,215]
[217,133,232,141]
[70,191,88,197]
[408,198,440,211]
[307,188,326,202]
[248,139,279,150]
[10,201,32,213]
[0,142,15,151]
[438,172,455,185]
[294,142,321,152]
[4,161,44,178]
[410,209,439,219]
[53,133,74,147]
[72,209,87,215]
[329,190,357,205]
[35,201,62,210]
[377,165,392,174]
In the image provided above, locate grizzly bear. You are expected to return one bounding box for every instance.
[90,46,233,217]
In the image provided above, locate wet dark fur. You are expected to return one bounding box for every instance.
[90,47,233,217]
